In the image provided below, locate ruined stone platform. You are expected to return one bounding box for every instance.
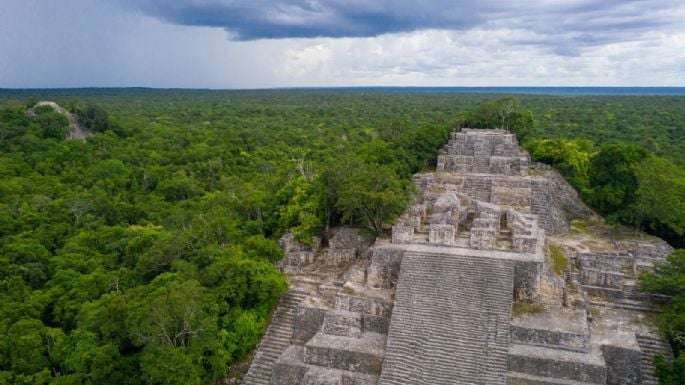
[245,128,673,385]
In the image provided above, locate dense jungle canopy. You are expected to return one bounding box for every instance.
[1,89,685,384]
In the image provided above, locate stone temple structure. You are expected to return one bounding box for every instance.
[242,128,673,385]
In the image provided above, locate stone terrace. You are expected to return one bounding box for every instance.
[246,128,673,385]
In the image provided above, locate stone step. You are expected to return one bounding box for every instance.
[303,332,386,375]
[508,344,606,384]
[636,334,673,385]
[272,345,378,385]
[379,252,514,385]
[510,310,589,353]
[241,289,307,385]
[507,371,603,385]
[588,298,658,312]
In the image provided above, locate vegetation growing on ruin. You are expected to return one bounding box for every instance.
[511,301,544,318]
[641,250,685,384]
[546,244,568,276]
[1,89,685,384]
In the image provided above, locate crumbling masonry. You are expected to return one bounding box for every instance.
[243,128,673,385]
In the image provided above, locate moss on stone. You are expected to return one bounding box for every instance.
[547,243,568,276]
[511,301,544,318]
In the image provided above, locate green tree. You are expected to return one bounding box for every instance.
[587,143,646,221]
[641,250,685,384]
[335,163,413,234]
[635,156,685,247]
[33,110,70,139]
[526,138,594,190]
[74,104,112,133]
[277,176,324,244]
[463,97,534,140]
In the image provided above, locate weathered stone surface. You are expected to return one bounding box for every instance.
[511,309,589,352]
[322,310,363,338]
[255,127,671,385]
[335,293,391,318]
[508,344,607,384]
[304,332,385,375]
[514,259,542,301]
[278,233,320,273]
[437,129,529,176]
[379,253,514,385]
[293,305,327,345]
[272,346,309,385]
[390,223,413,244]
[243,290,307,385]
[601,344,641,385]
[272,346,378,385]
[428,223,456,245]
[366,246,404,289]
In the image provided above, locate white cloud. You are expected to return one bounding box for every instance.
[0,0,683,87]
[272,28,685,86]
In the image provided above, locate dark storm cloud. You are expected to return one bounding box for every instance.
[118,0,682,47]
[119,0,484,39]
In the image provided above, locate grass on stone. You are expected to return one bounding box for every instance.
[511,301,545,318]
[547,243,568,276]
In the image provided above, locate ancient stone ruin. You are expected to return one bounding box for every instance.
[26,101,89,139]
[243,128,673,385]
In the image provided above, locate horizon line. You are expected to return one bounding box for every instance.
[2,85,685,91]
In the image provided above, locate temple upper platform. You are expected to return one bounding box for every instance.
[437,128,530,176]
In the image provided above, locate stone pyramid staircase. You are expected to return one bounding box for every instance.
[378,252,514,385]
[242,289,307,385]
[637,334,673,385]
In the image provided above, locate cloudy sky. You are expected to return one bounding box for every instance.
[1,0,684,88]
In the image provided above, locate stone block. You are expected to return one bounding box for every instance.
[490,156,513,175]
[362,314,389,335]
[302,367,378,385]
[580,268,624,289]
[319,283,342,302]
[510,309,589,352]
[304,333,385,375]
[508,344,607,384]
[391,223,413,244]
[492,186,532,207]
[469,227,496,250]
[366,247,404,289]
[582,285,623,301]
[436,154,447,171]
[335,293,391,317]
[293,305,327,345]
[323,310,363,338]
[303,367,340,385]
[343,265,367,285]
[272,346,309,385]
[429,223,456,246]
[280,250,316,273]
[513,236,538,253]
[340,372,376,385]
[408,204,427,219]
[328,227,371,254]
[324,248,357,266]
[601,343,641,385]
[514,260,542,301]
